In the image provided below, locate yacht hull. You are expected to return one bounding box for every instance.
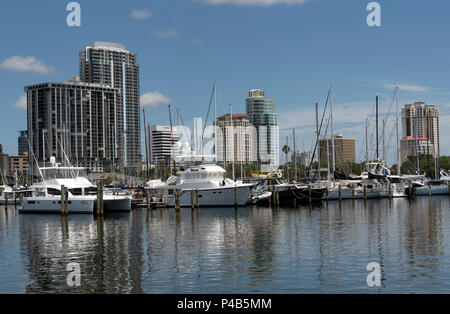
[167,186,252,207]
[103,197,132,212]
[19,197,94,214]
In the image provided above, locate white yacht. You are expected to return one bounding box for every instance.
[0,185,20,205]
[20,158,131,214]
[146,164,253,207]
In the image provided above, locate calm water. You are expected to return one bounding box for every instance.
[1,197,450,294]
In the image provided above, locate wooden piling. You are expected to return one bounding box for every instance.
[175,190,180,211]
[338,184,342,202]
[61,185,66,215]
[195,189,199,208]
[191,190,195,210]
[352,188,355,200]
[5,194,8,210]
[309,187,312,205]
[388,184,392,199]
[97,183,104,216]
[234,186,238,207]
[363,185,367,200]
[64,187,69,215]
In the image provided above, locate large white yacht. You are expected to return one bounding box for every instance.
[146,164,253,207]
[20,158,131,214]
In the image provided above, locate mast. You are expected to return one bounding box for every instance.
[168,104,176,176]
[365,118,369,163]
[285,136,289,182]
[214,84,217,163]
[315,102,320,181]
[376,96,379,160]
[42,129,45,168]
[143,109,149,182]
[230,104,235,181]
[330,85,335,178]
[293,129,297,182]
[396,87,400,175]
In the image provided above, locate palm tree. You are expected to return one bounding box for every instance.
[281,145,291,181]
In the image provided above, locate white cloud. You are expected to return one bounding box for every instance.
[12,95,27,110]
[141,91,172,108]
[153,28,177,38]
[200,0,309,6]
[0,56,56,74]
[383,83,429,92]
[131,9,152,20]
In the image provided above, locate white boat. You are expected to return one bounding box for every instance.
[146,164,253,207]
[20,158,131,214]
[0,185,20,205]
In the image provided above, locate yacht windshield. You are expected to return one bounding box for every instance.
[42,168,86,180]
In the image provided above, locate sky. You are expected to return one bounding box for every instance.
[1,0,450,166]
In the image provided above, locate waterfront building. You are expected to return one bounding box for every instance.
[25,79,120,173]
[292,151,313,168]
[193,117,203,156]
[0,145,29,176]
[400,137,435,164]
[245,89,279,171]
[318,135,356,166]
[216,114,257,164]
[79,42,141,165]
[18,130,28,156]
[401,102,440,158]
[149,125,179,166]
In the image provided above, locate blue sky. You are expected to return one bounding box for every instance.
[1,0,450,165]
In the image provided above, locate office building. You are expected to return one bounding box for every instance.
[216,114,256,164]
[149,125,179,165]
[79,42,141,165]
[292,151,313,168]
[400,137,435,164]
[319,135,356,165]
[401,102,440,157]
[0,145,29,176]
[25,79,120,173]
[18,130,28,156]
[245,89,279,170]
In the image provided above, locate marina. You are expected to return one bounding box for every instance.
[2,196,450,294]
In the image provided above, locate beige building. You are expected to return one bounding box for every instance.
[402,102,439,157]
[319,135,356,166]
[0,145,29,176]
[216,114,256,164]
[400,137,434,164]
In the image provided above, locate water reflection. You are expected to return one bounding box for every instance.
[0,197,450,293]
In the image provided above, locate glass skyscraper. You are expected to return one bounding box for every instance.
[79,42,141,166]
[245,89,279,170]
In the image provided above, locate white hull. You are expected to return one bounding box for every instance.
[0,198,20,205]
[414,186,449,196]
[326,188,387,200]
[20,196,94,214]
[167,186,252,207]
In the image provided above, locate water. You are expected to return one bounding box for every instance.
[1,197,450,294]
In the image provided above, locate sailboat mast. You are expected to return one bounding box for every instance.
[330,86,335,177]
[396,87,400,175]
[168,104,176,176]
[143,109,149,182]
[293,129,297,182]
[230,104,235,181]
[214,84,217,163]
[376,96,379,160]
[315,102,320,181]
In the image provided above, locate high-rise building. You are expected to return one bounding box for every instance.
[149,125,179,165]
[292,151,313,168]
[193,117,203,156]
[18,130,28,156]
[319,135,356,166]
[400,137,435,164]
[79,42,141,165]
[245,89,279,170]
[401,102,440,158]
[216,114,257,164]
[25,79,120,172]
